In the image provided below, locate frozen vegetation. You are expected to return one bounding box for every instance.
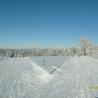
[0,56,98,98]
[0,38,98,57]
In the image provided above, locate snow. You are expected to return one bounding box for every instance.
[0,56,98,98]
[32,56,70,73]
[0,57,52,98]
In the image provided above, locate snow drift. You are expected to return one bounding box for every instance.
[0,56,98,98]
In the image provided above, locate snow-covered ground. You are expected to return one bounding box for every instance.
[32,56,70,73]
[0,56,98,98]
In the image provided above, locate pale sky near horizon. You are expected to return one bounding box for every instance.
[0,0,98,48]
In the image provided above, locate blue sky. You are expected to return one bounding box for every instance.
[0,0,98,48]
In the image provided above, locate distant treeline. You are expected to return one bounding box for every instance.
[0,38,98,57]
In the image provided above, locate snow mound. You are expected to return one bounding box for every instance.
[0,56,98,98]
[0,57,52,98]
[35,56,98,98]
[29,60,52,82]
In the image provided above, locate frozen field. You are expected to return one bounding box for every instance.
[0,56,98,98]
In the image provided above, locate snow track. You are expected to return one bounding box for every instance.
[34,56,98,98]
[0,58,52,98]
[0,56,98,98]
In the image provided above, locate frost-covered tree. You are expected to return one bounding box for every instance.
[80,37,94,55]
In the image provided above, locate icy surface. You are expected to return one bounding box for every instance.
[0,56,98,98]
